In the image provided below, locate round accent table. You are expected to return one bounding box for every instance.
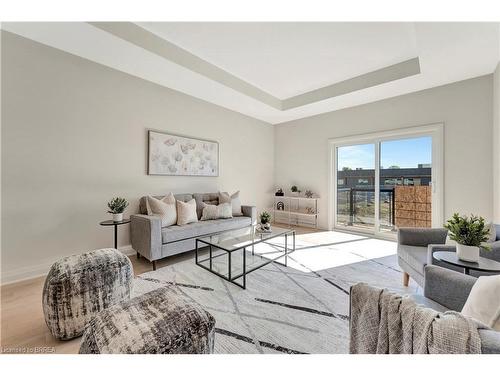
[99,219,131,249]
[433,251,500,275]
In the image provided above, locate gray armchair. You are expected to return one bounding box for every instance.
[421,265,500,354]
[398,225,500,286]
[397,227,448,287]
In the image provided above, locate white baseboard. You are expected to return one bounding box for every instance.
[1,245,137,286]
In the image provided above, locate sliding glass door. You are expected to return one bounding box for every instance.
[336,144,376,231]
[332,127,440,237]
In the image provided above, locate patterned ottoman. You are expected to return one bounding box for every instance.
[79,287,216,354]
[42,248,133,340]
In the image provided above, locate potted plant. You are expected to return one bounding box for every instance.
[107,197,129,222]
[444,213,491,262]
[291,185,301,196]
[275,188,284,196]
[259,211,272,232]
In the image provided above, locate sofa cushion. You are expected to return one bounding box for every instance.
[200,202,232,221]
[139,193,192,215]
[193,192,219,219]
[462,275,500,331]
[146,193,177,227]
[219,191,243,216]
[162,216,251,244]
[398,244,428,275]
[176,199,198,226]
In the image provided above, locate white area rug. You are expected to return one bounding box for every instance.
[133,230,418,354]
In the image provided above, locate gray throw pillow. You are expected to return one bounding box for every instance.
[200,202,232,221]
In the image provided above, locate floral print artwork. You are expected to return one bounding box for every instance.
[148,131,218,176]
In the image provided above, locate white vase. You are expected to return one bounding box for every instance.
[456,243,479,262]
[112,213,123,222]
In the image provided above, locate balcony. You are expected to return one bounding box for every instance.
[337,185,431,231]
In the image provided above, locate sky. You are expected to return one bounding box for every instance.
[337,136,432,170]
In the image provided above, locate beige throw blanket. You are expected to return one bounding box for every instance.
[349,283,482,354]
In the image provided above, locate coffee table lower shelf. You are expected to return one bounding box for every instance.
[195,230,295,289]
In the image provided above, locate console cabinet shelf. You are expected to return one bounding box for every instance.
[271,196,318,229]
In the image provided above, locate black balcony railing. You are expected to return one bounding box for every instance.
[337,187,395,227]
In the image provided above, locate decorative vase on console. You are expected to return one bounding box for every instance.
[444,213,491,263]
[107,197,129,222]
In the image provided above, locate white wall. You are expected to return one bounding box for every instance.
[1,32,274,283]
[275,76,494,229]
[494,62,500,223]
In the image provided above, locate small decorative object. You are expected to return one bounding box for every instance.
[148,130,219,176]
[305,207,316,214]
[291,185,301,196]
[275,188,284,196]
[305,190,313,198]
[258,211,272,232]
[108,197,129,222]
[276,201,285,211]
[444,213,491,262]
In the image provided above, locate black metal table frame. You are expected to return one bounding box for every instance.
[195,230,295,289]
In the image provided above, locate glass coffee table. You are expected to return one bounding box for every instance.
[195,226,295,289]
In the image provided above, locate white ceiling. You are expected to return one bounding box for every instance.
[138,22,419,99]
[2,22,500,124]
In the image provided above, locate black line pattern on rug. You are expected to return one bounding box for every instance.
[255,298,349,321]
[265,242,351,295]
[323,278,350,295]
[137,276,214,291]
[269,261,346,318]
[214,328,308,354]
[220,277,264,353]
[138,276,320,334]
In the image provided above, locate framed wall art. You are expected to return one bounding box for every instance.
[148,130,219,176]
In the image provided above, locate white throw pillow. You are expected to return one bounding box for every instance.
[219,191,242,216]
[176,199,198,226]
[200,202,232,221]
[461,275,500,331]
[146,193,177,227]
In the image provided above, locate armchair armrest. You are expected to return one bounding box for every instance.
[130,214,162,261]
[241,205,256,225]
[424,265,476,311]
[427,244,457,266]
[397,228,448,247]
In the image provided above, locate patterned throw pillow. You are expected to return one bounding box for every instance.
[146,193,177,227]
[218,191,242,216]
[200,203,233,221]
[176,199,198,226]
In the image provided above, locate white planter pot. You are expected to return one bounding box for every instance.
[112,213,123,222]
[456,243,480,262]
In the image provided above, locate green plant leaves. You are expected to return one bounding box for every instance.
[107,197,129,214]
[443,213,491,251]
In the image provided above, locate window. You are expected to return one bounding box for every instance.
[338,179,344,185]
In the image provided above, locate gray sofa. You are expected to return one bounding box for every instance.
[417,265,500,354]
[397,226,500,287]
[131,192,256,270]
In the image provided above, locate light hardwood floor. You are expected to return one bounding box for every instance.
[0,250,195,354]
[1,225,315,354]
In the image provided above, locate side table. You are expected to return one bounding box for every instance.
[99,219,131,249]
